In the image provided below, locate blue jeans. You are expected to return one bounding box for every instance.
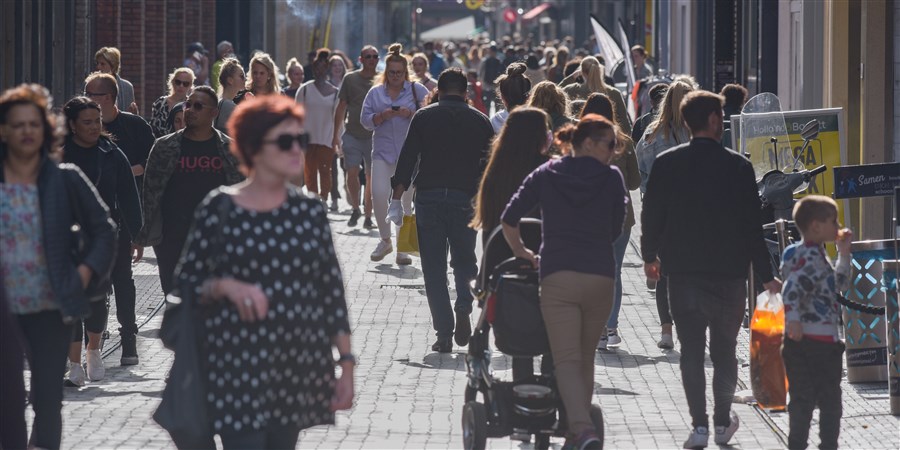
[415,189,478,340]
[606,228,631,329]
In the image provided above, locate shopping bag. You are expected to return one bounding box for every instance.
[749,291,789,410]
[153,282,211,444]
[397,215,419,255]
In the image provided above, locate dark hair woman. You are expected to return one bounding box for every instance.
[580,93,641,349]
[501,114,626,450]
[489,62,532,133]
[61,96,142,386]
[471,106,552,382]
[169,95,353,449]
[0,84,116,450]
[295,48,340,203]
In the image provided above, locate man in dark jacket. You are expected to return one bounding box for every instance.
[389,68,494,353]
[134,86,244,295]
[641,91,782,449]
[85,72,152,364]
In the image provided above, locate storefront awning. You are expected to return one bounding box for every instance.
[420,16,477,41]
[522,2,553,21]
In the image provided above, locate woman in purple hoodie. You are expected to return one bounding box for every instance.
[501,114,626,450]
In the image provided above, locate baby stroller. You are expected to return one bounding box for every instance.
[462,219,603,450]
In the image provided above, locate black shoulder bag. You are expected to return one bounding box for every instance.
[154,194,231,445]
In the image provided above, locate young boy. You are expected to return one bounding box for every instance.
[781,195,852,450]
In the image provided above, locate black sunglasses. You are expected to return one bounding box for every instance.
[83,91,109,98]
[173,79,193,87]
[264,133,310,151]
[183,101,213,111]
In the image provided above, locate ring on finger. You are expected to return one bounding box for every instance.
[243,298,252,307]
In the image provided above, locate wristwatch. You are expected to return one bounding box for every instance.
[337,353,356,366]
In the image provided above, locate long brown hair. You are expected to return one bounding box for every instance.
[471,107,550,232]
[581,92,631,154]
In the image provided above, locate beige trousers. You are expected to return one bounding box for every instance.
[540,270,614,435]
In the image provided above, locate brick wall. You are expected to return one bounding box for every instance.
[89,0,216,117]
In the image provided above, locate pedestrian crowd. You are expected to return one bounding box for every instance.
[0,34,851,450]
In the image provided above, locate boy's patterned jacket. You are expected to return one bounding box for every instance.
[781,242,851,341]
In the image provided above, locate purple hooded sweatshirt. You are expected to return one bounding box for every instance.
[501,155,627,279]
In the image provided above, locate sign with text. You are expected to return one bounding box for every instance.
[732,107,848,225]
[833,163,900,199]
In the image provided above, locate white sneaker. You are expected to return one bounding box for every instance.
[714,411,740,445]
[396,252,412,266]
[85,349,105,381]
[597,334,608,350]
[66,360,86,386]
[683,426,709,449]
[658,333,675,349]
[370,240,393,262]
[607,328,622,346]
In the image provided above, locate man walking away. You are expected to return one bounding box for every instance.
[641,90,781,449]
[388,68,494,353]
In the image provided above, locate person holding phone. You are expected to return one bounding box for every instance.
[360,43,429,266]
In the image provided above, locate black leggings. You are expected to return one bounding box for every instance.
[71,299,109,343]
[16,311,72,450]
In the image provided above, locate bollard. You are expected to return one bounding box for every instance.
[845,240,894,383]
[884,260,900,415]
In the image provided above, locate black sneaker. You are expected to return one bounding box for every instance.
[363,217,375,229]
[431,337,452,353]
[348,209,361,227]
[454,311,471,346]
[120,333,139,366]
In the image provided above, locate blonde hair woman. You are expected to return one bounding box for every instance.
[94,47,138,113]
[410,53,437,91]
[149,67,195,137]
[247,52,281,96]
[215,57,245,131]
[634,80,694,349]
[527,81,573,132]
[360,43,428,265]
[328,54,348,90]
[562,56,632,135]
[282,57,304,99]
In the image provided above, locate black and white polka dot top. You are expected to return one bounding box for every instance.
[175,187,351,433]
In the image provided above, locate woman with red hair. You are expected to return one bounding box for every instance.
[170,95,354,449]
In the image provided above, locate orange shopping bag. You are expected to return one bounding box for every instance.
[750,291,789,410]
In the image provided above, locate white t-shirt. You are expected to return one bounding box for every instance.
[295,82,339,147]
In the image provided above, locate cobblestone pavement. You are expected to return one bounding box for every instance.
[26,193,899,449]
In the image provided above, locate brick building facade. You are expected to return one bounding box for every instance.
[2,0,217,118]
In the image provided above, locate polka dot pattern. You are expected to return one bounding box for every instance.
[176,188,351,434]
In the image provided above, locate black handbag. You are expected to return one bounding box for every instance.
[491,259,550,357]
[153,279,211,445]
[154,195,230,445]
[65,173,113,302]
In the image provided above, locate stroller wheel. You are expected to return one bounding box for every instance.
[462,401,488,450]
[464,384,478,403]
[534,433,551,450]
[590,403,605,447]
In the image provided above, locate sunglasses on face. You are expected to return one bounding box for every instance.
[264,133,310,151]
[183,101,213,111]
[83,91,108,98]
[362,54,379,60]
[173,79,193,87]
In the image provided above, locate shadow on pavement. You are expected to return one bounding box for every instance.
[370,264,422,278]
[593,382,639,396]
[595,348,680,368]
[64,386,163,401]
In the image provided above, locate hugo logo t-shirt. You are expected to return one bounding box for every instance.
[161,135,228,243]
